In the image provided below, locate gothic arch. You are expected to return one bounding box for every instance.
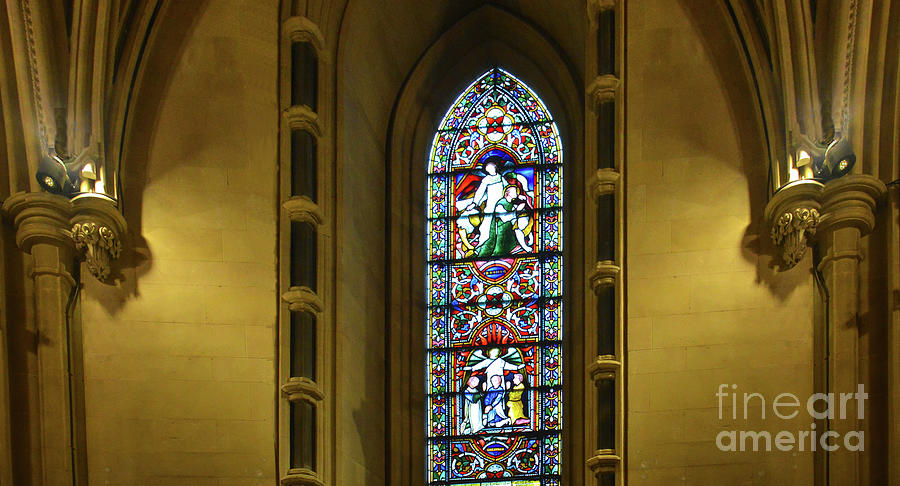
[384,5,586,484]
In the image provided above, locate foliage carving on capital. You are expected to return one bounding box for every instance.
[71,222,122,281]
[763,180,824,270]
[771,207,820,269]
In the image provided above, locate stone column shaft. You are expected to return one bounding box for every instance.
[1,192,91,485]
[766,175,885,486]
[29,242,78,485]
[817,226,861,486]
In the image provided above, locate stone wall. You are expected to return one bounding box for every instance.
[626,2,816,484]
[79,2,279,484]
[61,1,827,484]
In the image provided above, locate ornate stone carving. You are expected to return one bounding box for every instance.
[770,207,820,268]
[764,179,824,269]
[70,194,127,282]
[70,222,122,281]
[764,175,886,270]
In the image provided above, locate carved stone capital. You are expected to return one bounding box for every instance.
[588,355,620,383]
[70,196,127,282]
[818,174,886,236]
[2,191,73,253]
[588,74,620,112]
[586,450,620,477]
[764,180,824,269]
[281,377,324,403]
[588,168,620,200]
[2,192,127,282]
[587,0,617,22]
[283,197,325,225]
[281,468,324,486]
[589,260,620,293]
[70,223,120,281]
[771,207,820,268]
[283,105,323,137]
[765,176,886,270]
[282,286,324,314]
[282,16,325,53]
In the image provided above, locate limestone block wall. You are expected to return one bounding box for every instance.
[626,2,815,484]
[79,2,279,484]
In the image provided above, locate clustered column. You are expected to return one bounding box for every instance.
[585,0,624,485]
[765,175,886,486]
[2,192,125,485]
[278,12,330,486]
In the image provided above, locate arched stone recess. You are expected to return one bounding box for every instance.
[89,1,209,299]
[672,1,804,292]
[77,3,283,484]
[383,5,586,485]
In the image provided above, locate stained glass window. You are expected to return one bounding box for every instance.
[426,68,563,485]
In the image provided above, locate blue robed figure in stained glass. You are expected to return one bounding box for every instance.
[426,68,563,485]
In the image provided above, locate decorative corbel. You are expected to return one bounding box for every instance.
[771,207,820,267]
[764,180,824,269]
[70,222,120,281]
[69,196,127,282]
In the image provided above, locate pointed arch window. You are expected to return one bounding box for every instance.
[426,68,563,485]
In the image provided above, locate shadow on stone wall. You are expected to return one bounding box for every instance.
[677,0,811,302]
[90,1,209,315]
